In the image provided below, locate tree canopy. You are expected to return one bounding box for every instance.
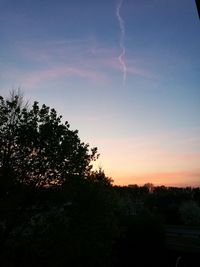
[0,92,99,189]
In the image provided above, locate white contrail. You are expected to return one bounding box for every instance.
[116,0,127,85]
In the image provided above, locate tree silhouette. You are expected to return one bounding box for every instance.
[0,92,98,190]
[88,167,113,186]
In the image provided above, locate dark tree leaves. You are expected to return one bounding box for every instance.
[0,94,99,189]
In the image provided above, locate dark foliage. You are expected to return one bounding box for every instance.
[113,214,167,267]
[0,93,98,190]
[0,178,118,267]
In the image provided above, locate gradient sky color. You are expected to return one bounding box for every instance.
[0,0,200,186]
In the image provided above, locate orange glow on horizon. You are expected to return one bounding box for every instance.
[89,130,200,188]
[110,170,200,187]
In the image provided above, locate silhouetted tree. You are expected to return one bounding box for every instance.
[88,168,113,186]
[0,92,98,190]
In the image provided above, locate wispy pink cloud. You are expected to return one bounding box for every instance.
[15,39,94,63]
[9,38,158,86]
[15,39,155,80]
[20,65,107,88]
[87,46,117,57]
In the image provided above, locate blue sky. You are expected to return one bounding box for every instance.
[0,0,200,186]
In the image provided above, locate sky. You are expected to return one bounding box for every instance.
[0,0,200,187]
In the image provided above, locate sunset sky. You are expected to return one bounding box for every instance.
[0,0,200,186]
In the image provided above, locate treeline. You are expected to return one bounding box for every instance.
[114,184,200,226]
[0,179,169,267]
[1,179,200,266]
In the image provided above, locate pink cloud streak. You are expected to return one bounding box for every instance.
[21,65,107,88]
[16,40,154,81]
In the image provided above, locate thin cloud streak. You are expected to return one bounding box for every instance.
[20,65,107,88]
[116,0,127,85]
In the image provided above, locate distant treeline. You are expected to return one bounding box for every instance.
[114,184,200,226]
